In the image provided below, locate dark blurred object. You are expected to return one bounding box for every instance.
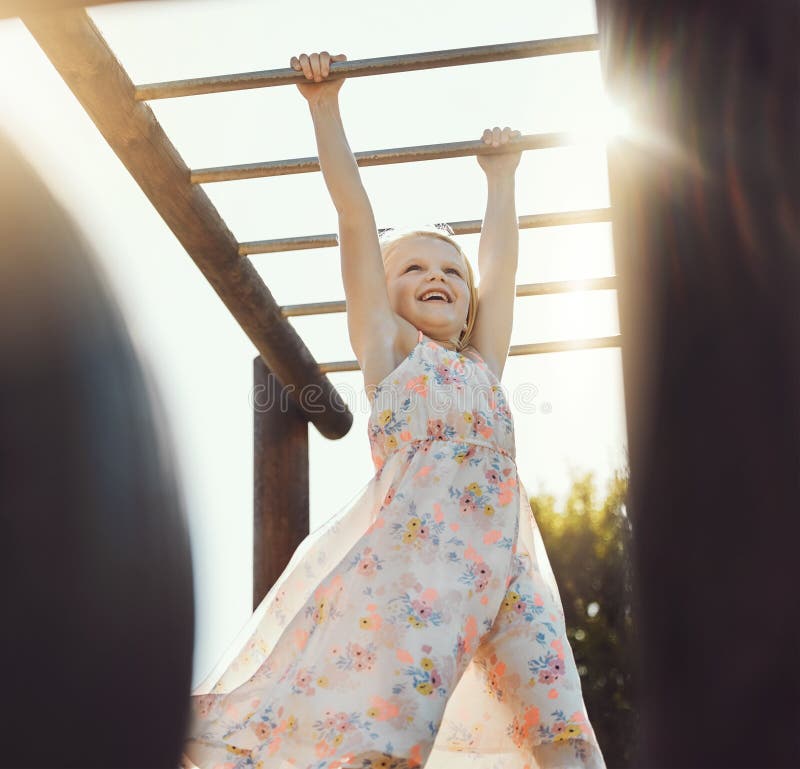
[596,1,800,767]
[532,467,638,768]
[0,132,194,768]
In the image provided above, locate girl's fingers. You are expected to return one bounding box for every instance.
[298,53,312,80]
[292,51,346,81]
[482,128,492,144]
[309,52,321,81]
[492,126,501,146]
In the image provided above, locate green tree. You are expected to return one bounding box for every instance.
[530,465,638,768]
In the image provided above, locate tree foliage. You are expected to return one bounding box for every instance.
[529,465,638,768]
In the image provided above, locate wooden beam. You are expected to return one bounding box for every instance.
[22,8,352,440]
[253,357,309,606]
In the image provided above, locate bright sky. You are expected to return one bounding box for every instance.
[0,0,627,686]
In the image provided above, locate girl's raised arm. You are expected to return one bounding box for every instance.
[291,52,399,364]
[469,126,522,380]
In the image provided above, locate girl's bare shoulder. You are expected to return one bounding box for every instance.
[362,315,419,399]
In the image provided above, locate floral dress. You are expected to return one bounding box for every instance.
[182,328,606,769]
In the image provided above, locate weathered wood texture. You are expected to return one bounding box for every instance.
[597,0,800,766]
[22,8,352,440]
[253,356,309,606]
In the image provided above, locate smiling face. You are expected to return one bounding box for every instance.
[383,235,471,346]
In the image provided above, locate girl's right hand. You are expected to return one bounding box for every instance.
[290,51,348,104]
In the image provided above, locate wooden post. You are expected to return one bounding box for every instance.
[253,355,309,608]
[596,1,800,766]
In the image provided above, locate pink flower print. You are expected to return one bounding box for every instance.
[295,669,312,688]
[485,469,501,485]
[430,669,442,687]
[418,525,429,539]
[411,599,433,619]
[514,600,526,614]
[459,493,477,515]
[384,487,395,506]
[323,711,338,730]
[427,419,446,439]
[552,721,566,735]
[252,721,272,740]
[436,363,458,385]
[334,712,353,732]
[351,644,366,659]
[538,669,556,685]
[194,694,216,718]
[474,413,487,432]
[420,442,432,454]
[547,657,565,676]
[406,374,428,396]
[357,558,376,576]
[474,563,492,593]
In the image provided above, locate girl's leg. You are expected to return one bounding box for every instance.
[473,546,606,769]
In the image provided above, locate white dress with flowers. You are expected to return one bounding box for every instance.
[182,327,606,769]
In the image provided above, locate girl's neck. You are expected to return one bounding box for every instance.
[433,336,460,352]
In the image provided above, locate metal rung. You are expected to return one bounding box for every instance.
[319,334,622,375]
[240,208,612,255]
[281,277,618,318]
[136,35,599,101]
[192,133,575,184]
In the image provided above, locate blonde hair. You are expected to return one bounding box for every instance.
[379,224,478,353]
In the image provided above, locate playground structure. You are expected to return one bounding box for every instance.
[20,8,620,608]
[7,2,799,766]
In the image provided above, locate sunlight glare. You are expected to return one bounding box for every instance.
[567,89,635,146]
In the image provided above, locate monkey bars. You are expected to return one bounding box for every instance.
[21,6,619,603]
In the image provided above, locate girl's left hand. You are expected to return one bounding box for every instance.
[477,126,522,176]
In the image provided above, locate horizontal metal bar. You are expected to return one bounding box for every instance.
[319,334,622,375]
[281,277,618,318]
[239,208,612,255]
[136,35,599,101]
[192,132,574,184]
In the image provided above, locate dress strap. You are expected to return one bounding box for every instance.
[417,328,424,343]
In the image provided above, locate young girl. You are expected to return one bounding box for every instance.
[182,51,606,769]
